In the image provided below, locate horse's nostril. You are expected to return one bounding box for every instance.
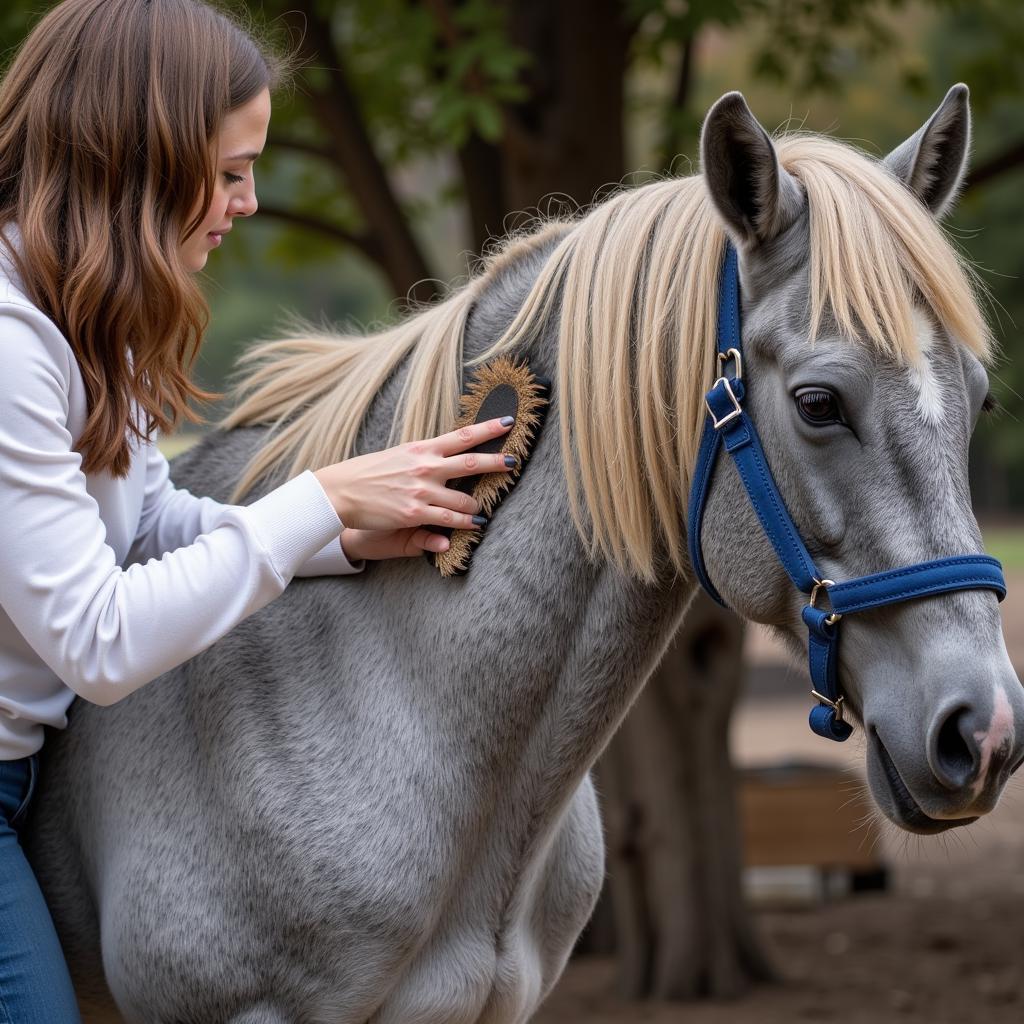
[932,705,978,791]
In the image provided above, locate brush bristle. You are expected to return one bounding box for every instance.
[434,357,548,577]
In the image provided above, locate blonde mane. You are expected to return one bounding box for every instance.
[218,133,992,582]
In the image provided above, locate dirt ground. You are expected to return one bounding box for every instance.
[535,861,1024,1023]
[534,574,1024,1023]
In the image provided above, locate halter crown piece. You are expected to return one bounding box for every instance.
[686,242,1007,741]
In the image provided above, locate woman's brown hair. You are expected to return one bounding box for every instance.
[0,0,285,477]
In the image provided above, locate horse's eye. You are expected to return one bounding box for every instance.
[795,387,842,425]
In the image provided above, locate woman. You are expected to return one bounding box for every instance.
[0,1,514,1017]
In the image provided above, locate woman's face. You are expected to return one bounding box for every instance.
[181,86,271,272]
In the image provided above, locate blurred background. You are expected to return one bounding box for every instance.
[5,1,1024,1020]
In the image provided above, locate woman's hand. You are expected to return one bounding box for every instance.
[339,526,452,563]
[313,416,517,532]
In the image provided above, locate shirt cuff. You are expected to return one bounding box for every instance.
[241,469,346,579]
[296,533,366,576]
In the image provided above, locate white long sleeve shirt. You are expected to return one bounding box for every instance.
[0,240,364,760]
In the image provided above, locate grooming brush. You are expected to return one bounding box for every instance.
[427,356,551,577]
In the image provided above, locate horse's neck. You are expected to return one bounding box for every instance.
[172,232,695,796]
[428,233,696,783]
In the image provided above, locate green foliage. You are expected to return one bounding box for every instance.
[336,1,441,163]
[929,0,1024,111]
[429,0,530,145]
[960,169,1024,486]
[334,0,529,157]
[626,0,747,38]
[0,0,39,72]
[1,0,1023,506]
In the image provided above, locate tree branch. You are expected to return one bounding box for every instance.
[455,136,507,257]
[965,139,1024,194]
[423,0,549,172]
[280,1,438,303]
[256,203,382,264]
[422,0,516,253]
[658,34,696,171]
[266,134,339,165]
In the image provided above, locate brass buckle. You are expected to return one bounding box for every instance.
[809,578,841,625]
[810,689,846,724]
[705,377,742,429]
[717,347,743,381]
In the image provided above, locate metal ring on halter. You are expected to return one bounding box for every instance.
[810,688,846,723]
[705,377,743,429]
[809,578,842,624]
[717,347,743,381]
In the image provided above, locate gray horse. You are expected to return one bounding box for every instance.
[24,86,1024,1023]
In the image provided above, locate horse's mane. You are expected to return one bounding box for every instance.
[218,133,991,582]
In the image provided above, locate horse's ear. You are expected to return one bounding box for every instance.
[700,91,803,248]
[882,84,971,219]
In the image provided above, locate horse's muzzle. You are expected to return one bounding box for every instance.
[870,729,978,834]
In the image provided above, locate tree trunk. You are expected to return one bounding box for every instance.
[279,1,440,305]
[500,0,632,219]
[589,591,776,999]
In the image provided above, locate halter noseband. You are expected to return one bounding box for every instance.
[686,241,1006,742]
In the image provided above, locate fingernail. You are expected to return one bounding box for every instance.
[500,416,514,426]
[504,455,517,467]
[472,515,488,527]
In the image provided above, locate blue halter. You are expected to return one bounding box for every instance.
[686,241,1006,742]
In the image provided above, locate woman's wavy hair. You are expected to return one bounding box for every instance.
[0,0,286,477]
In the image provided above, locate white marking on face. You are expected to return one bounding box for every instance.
[907,309,944,425]
[972,686,1015,799]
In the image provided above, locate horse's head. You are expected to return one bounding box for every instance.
[696,86,1024,833]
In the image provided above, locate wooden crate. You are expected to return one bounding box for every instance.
[739,762,883,871]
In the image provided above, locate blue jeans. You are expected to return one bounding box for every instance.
[0,754,82,1023]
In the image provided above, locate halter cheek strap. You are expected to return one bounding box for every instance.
[686,242,1006,742]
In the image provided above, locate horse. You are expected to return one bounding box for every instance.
[23,84,1024,1023]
